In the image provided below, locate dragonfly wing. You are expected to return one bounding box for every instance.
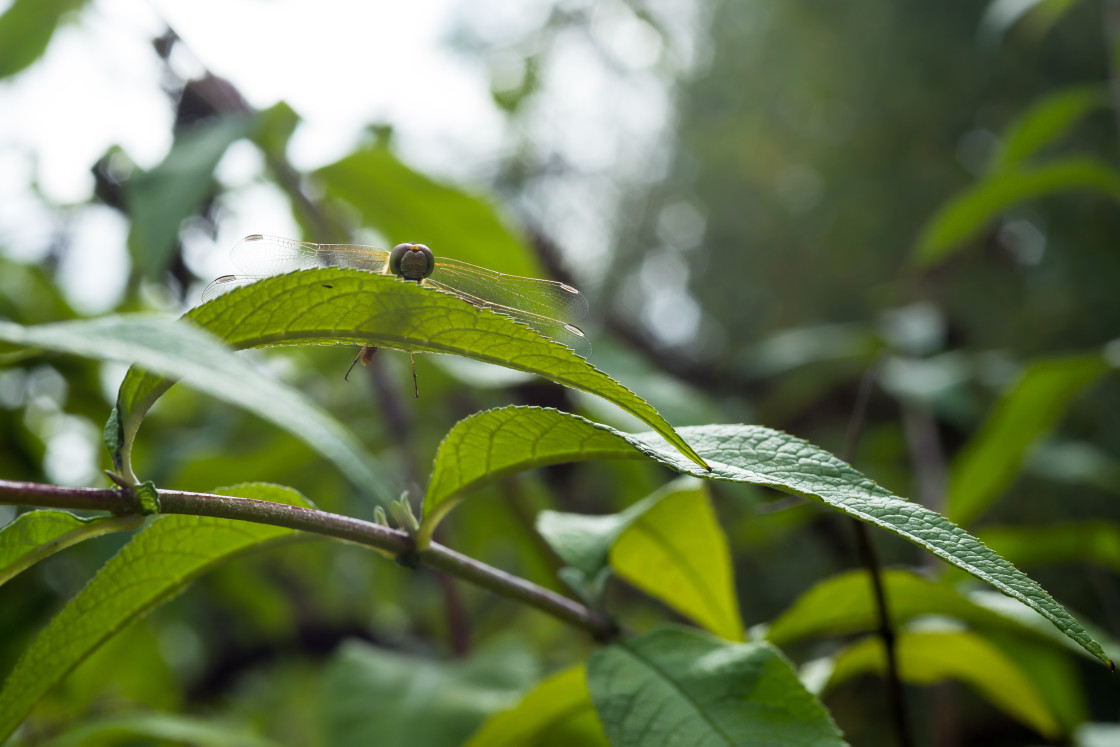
[228,234,391,275]
[427,279,592,358]
[429,260,589,324]
[201,274,270,302]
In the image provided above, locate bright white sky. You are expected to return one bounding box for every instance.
[0,0,550,308]
[0,0,704,309]
[0,0,710,485]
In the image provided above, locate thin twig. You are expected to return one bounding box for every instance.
[0,480,616,640]
[841,362,913,747]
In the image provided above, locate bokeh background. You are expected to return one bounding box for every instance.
[2,0,1119,744]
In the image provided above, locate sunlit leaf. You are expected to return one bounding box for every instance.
[317,144,540,276]
[0,0,84,80]
[826,629,1060,738]
[915,158,1120,265]
[976,521,1120,572]
[765,569,1084,655]
[991,85,1110,172]
[983,631,1088,732]
[609,484,744,641]
[1026,439,1120,495]
[0,484,312,741]
[319,639,537,747]
[466,665,607,747]
[587,627,844,746]
[0,510,141,588]
[111,271,706,478]
[418,405,1113,667]
[126,117,255,277]
[948,353,1110,525]
[535,483,669,578]
[0,315,391,503]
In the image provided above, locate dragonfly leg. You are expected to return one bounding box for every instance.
[409,352,419,398]
[345,346,378,381]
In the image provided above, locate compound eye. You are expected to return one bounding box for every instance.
[389,243,435,280]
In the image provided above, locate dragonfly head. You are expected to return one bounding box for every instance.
[389,243,435,281]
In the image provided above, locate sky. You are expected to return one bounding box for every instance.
[0,0,707,485]
[0,0,545,310]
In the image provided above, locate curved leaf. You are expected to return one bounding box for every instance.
[765,569,1081,655]
[0,484,311,741]
[419,406,1112,667]
[466,665,607,747]
[948,353,1110,525]
[610,485,744,641]
[587,627,844,746]
[319,639,536,747]
[976,521,1120,572]
[0,510,142,588]
[915,158,1120,265]
[0,316,391,503]
[827,629,1060,738]
[992,85,1111,172]
[535,478,690,578]
[127,117,254,277]
[0,0,84,80]
[316,145,541,277]
[112,270,706,476]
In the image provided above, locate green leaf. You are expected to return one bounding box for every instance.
[992,86,1111,172]
[319,639,537,747]
[587,627,844,746]
[0,315,392,503]
[0,0,84,80]
[948,353,1110,525]
[0,510,142,588]
[980,0,1087,40]
[316,144,540,276]
[982,631,1088,732]
[466,665,607,747]
[250,101,300,160]
[609,484,744,641]
[1027,439,1120,495]
[826,629,1060,738]
[113,271,706,480]
[915,158,1120,265]
[535,483,670,579]
[425,407,656,538]
[0,484,311,741]
[126,117,255,277]
[418,406,1113,667]
[38,712,281,747]
[976,521,1120,572]
[765,569,1082,655]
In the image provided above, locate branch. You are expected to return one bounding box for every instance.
[0,479,615,640]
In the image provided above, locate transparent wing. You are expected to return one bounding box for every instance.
[426,276,592,358]
[227,234,390,275]
[201,274,269,302]
[428,259,589,324]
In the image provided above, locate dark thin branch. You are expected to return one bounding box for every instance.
[841,361,913,747]
[0,480,615,640]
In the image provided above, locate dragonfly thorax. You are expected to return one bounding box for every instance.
[389,243,435,281]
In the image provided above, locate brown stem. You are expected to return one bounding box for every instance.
[0,480,615,639]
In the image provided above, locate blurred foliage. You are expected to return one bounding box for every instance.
[1,0,1119,744]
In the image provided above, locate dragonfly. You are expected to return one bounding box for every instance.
[203,234,591,395]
